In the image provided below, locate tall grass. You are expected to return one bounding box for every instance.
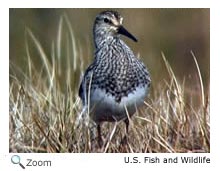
[9,15,210,153]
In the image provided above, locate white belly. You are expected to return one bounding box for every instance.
[89,85,148,123]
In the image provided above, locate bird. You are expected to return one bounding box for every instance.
[78,10,151,146]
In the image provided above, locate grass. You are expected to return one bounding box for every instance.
[9,15,210,153]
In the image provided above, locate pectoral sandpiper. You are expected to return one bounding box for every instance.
[79,10,151,146]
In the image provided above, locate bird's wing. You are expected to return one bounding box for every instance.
[78,64,95,105]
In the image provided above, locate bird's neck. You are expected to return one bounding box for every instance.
[94,36,135,63]
[94,35,118,49]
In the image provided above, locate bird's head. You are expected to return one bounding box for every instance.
[94,10,137,47]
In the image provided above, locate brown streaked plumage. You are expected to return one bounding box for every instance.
[79,10,151,146]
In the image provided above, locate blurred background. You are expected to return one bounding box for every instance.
[9,8,210,96]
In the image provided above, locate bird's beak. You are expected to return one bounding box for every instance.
[118,26,138,42]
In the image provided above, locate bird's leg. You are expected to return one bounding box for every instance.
[121,118,129,144]
[97,124,103,147]
[125,118,129,135]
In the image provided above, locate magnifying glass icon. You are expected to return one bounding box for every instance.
[11,155,25,169]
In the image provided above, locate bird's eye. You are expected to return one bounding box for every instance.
[104,18,110,23]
